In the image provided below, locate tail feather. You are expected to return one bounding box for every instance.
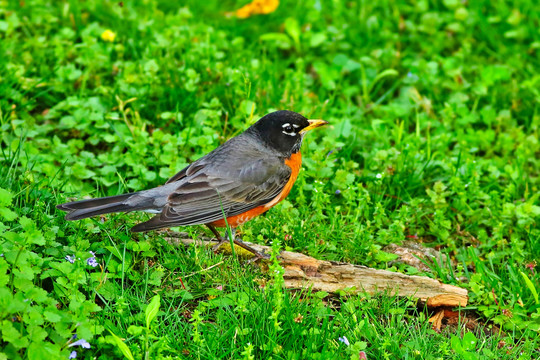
[57,193,140,221]
[131,215,166,232]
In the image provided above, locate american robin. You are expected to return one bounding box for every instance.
[57,110,328,257]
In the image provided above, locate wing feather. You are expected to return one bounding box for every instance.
[131,134,296,232]
[134,154,292,230]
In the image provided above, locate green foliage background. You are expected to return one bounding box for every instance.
[0,0,539,359]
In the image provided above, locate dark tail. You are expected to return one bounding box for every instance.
[131,215,166,232]
[57,193,141,221]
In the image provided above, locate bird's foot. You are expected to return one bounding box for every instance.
[212,237,229,252]
[213,237,270,260]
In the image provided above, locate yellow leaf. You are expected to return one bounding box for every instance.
[230,0,279,19]
[101,29,116,42]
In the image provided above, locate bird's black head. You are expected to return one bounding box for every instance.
[249,110,328,156]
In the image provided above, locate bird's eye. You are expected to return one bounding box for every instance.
[281,123,297,136]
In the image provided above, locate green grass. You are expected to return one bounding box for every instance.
[1,0,539,358]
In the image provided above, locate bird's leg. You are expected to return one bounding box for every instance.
[207,224,269,259]
[207,224,223,243]
[207,224,234,251]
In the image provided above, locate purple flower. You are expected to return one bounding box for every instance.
[87,257,98,267]
[71,334,77,340]
[69,350,77,359]
[69,339,91,349]
[335,189,341,195]
[406,71,419,82]
[86,251,99,267]
[338,336,350,346]
[65,255,76,264]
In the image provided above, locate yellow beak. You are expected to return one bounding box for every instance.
[299,119,329,134]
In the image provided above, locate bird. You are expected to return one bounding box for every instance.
[57,110,328,257]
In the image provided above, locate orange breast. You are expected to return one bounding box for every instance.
[209,152,302,228]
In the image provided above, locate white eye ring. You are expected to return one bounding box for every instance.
[282,130,296,136]
[281,123,296,136]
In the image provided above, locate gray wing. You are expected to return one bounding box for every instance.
[131,146,291,232]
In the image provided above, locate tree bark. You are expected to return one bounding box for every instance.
[167,235,468,306]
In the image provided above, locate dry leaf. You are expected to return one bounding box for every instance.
[229,0,279,18]
[429,309,445,333]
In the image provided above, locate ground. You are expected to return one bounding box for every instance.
[0,0,539,359]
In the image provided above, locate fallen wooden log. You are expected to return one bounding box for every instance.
[166,235,468,307]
